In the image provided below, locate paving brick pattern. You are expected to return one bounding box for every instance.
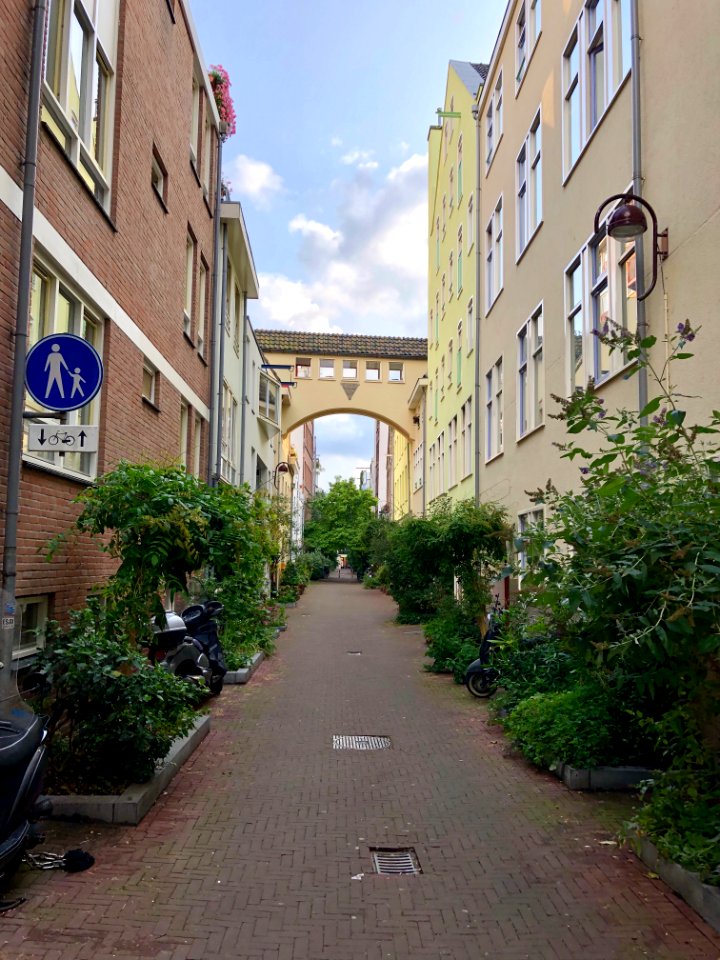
[3,578,720,959]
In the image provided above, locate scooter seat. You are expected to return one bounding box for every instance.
[0,713,43,769]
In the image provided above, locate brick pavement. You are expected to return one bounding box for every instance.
[2,578,720,959]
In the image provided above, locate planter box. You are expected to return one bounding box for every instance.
[556,761,655,791]
[627,829,720,934]
[48,714,210,825]
[224,650,265,685]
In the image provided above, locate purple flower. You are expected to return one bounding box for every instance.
[676,322,686,333]
[580,467,590,475]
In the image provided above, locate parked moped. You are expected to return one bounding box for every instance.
[464,601,503,699]
[0,662,51,904]
[180,601,226,696]
[149,601,226,696]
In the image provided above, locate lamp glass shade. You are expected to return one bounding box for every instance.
[607,203,648,239]
[276,462,289,473]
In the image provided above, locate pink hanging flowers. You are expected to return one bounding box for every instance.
[209,65,236,140]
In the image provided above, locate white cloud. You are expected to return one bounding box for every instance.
[330,136,343,147]
[228,154,283,207]
[340,149,377,170]
[254,152,429,338]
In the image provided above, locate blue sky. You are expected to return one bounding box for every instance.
[190,0,507,488]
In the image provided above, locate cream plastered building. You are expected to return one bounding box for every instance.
[436,0,720,549]
[427,61,488,511]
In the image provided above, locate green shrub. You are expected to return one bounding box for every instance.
[503,686,629,769]
[424,601,480,681]
[35,606,201,794]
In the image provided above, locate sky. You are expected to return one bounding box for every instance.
[190,0,508,488]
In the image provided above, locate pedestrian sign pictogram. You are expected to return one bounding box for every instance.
[24,334,103,412]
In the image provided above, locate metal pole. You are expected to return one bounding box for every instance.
[214,223,228,483]
[472,104,482,505]
[239,298,248,485]
[630,0,648,423]
[1,0,48,700]
[207,128,224,484]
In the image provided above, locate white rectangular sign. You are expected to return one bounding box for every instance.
[27,424,99,453]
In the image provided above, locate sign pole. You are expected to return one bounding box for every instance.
[1,0,48,701]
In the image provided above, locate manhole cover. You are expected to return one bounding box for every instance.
[371,848,421,875]
[333,735,391,750]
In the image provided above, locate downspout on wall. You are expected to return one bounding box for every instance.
[472,103,482,506]
[1,0,48,701]
[630,0,649,421]
[207,130,224,484]
[239,297,248,485]
[213,223,229,483]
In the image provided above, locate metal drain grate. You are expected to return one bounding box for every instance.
[333,735,391,750]
[371,848,421,875]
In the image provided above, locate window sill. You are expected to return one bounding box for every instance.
[485,451,504,465]
[562,71,631,187]
[152,186,169,214]
[515,219,544,266]
[485,133,503,177]
[165,0,176,21]
[485,287,504,318]
[198,350,207,366]
[516,421,544,445]
[142,396,161,414]
[593,356,638,392]
[22,452,94,486]
[514,34,540,99]
[183,329,195,347]
[190,155,202,188]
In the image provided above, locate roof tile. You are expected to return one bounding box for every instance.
[255,330,427,360]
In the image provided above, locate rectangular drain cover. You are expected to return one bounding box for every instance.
[333,735,391,750]
[371,848,421,875]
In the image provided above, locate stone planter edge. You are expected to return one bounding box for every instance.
[48,713,210,825]
[626,828,720,934]
[224,650,265,685]
[555,761,656,791]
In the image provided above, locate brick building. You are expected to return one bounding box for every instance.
[0,0,222,656]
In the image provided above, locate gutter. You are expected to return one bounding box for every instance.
[1,0,48,702]
[239,297,248,485]
[630,0,649,421]
[207,130,224,484]
[472,102,482,506]
[213,222,229,483]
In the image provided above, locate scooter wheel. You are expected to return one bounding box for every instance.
[466,674,496,699]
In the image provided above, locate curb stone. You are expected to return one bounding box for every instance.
[224,650,265,684]
[48,714,210,825]
[627,829,720,934]
[556,761,655,791]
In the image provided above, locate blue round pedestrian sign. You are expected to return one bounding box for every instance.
[25,333,104,412]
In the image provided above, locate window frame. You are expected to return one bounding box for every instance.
[319,358,336,379]
[388,362,404,383]
[485,356,504,461]
[295,357,312,379]
[364,360,380,382]
[485,71,503,170]
[14,596,49,660]
[517,303,544,439]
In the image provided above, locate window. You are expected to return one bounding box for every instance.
[516,3,528,84]
[25,263,102,478]
[295,357,312,378]
[517,508,544,577]
[151,147,167,206]
[448,340,453,387]
[457,135,463,200]
[413,441,424,492]
[342,359,358,379]
[180,401,189,467]
[614,0,632,80]
[197,261,207,357]
[485,357,503,460]
[619,241,637,340]
[587,0,606,130]
[442,274,446,313]
[460,398,472,478]
[365,361,380,381]
[517,110,542,256]
[485,73,503,167]
[563,29,582,172]
[190,75,201,165]
[184,234,195,337]
[566,257,585,392]
[530,0,542,48]
[457,322,463,384]
[320,358,335,379]
[42,0,117,205]
[448,415,458,487]
[467,299,474,352]
[202,115,213,196]
[388,362,404,383]
[221,383,238,483]
[485,197,503,311]
[14,597,49,659]
[467,193,475,249]
[258,372,279,424]
[233,284,242,355]
[432,308,438,344]
[457,226,463,292]
[142,359,157,404]
[193,413,202,478]
[442,196,447,237]
[591,234,611,381]
[435,218,440,271]
[438,430,446,494]
[448,252,454,300]
[518,305,544,437]
[449,167,455,210]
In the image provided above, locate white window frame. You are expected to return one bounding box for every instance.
[461,397,472,478]
[456,321,463,385]
[457,225,463,293]
[342,359,358,380]
[467,298,474,353]
[14,597,49,660]
[517,304,544,439]
[184,234,195,337]
[516,110,542,258]
[42,0,117,207]
[258,372,279,425]
[193,413,203,478]
[180,401,190,468]
[142,359,158,404]
[485,71,503,169]
[295,357,312,379]
[485,196,503,313]
[24,261,102,480]
[388,362,404,383]
[221,383,238,483]
[457,135,463,202]
[467,193,475,250]
[320,358,336,379]
[365,360,380,382]
[517,508,544,580]
[448,415,458,488]
[197,260,207,357]
[485,357,503,461]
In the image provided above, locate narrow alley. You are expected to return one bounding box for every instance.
[3,579,720,960]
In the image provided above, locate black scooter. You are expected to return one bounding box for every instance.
[0,666,51,905]
[181,601,226,696]
[464,604,502,699]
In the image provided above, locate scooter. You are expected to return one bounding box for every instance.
[464,602,503,699]
[0,662,52,905]
[180,601,226,696]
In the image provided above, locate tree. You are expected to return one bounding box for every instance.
[303,478,377,562]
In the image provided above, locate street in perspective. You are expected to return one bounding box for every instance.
[1,0,719,958]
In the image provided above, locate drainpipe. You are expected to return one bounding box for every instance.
[213,222,228,483]
[421,390,427,516]
[239,297,248,485]
[472,103,482,506]
[207,126,225,484]
[1,0,48,701]
[630,0,648,422]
